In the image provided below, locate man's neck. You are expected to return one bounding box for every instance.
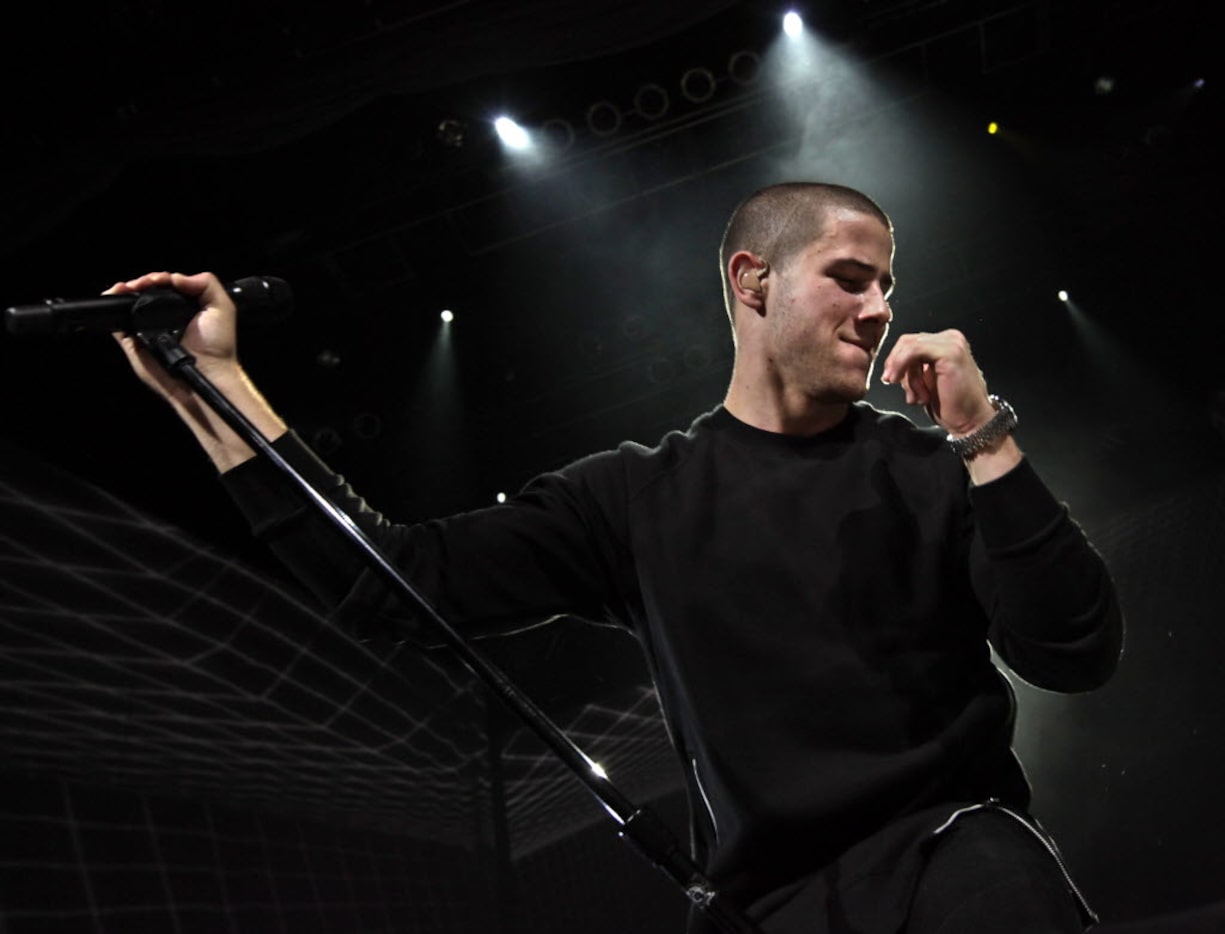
[723,385,851,437]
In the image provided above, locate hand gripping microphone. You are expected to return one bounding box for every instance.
[4,276,293,338]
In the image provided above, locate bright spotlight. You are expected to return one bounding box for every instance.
[496,492,507,504]
[440,309,454,323]
[494,116,531,150]
[987,121,999,135]
[1057,290,1069,303]
[783,11,803,37]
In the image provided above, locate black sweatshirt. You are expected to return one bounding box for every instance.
[222,403,1123,932]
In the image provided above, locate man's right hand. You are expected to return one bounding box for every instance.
[109,271,238,404]
[108,270,288,472]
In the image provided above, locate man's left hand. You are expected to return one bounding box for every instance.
[881,329,1022,483]
[880,329,996,436]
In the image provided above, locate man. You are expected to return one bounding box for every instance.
[113,182,1122,933]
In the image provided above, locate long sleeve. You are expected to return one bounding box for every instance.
[968,457,1124,692]
[219,430,633,643]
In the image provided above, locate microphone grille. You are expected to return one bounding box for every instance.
[231,276,293,323]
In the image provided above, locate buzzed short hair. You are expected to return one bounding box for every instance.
[719,182,892,320]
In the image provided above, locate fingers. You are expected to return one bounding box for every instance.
[104,270,239,387]
[880,329,993,431]
[882,330,956,376]
[898,360,936,407]
[103,271,230,308]
[112,271,172,294]
[103,271,237,349]
[881,331,939,407]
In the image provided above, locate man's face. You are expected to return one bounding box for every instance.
[760,207,895,404]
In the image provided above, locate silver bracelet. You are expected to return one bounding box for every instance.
[947,395,1017,459]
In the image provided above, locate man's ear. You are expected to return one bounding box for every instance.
[728,251,770,315]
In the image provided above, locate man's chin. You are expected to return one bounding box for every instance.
[809,384,869,406]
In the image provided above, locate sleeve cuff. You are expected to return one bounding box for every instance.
[219,430,335,538]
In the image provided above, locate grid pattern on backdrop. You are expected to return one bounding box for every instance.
[0,437,685,931]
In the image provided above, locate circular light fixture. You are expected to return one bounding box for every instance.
[684,344,713,371]
[435,118,466,148]
[311,426,343,456]
[541,117,576,152]
[728,50,761,86]
[351,412,383,441]
[634,83,670,120]
[649,358,677,384]
[680,67,717,103]
[586,100,622,136]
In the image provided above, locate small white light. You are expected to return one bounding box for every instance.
[440,309,454,323]
[1057,290,1069,303]
[496,492,507,504]
[591,761,608,779]
[783,11,803,37]
[494,116,531,150]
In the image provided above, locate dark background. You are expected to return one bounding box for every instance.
[1,1,1223,931]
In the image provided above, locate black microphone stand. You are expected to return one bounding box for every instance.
[137,327,763,934]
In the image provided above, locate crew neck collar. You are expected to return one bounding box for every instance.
[706,404,862,447]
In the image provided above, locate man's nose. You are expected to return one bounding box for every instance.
[859,285,892,323]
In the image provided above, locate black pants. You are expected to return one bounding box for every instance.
[906,809,1087,934]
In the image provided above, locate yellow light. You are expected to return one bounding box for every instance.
[987,121,999,135]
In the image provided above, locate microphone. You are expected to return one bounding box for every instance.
[4,276,293,338]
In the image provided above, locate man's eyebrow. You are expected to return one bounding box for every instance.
[828,258,895,294]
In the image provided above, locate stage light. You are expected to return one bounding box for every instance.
[586,100,622,137]
[728,49,761,85]
[1194,78,1206,90]
[440,309,454,323]
[352,412,382,441]
[783,11,803,38]
[987,121,999,135]
[496,492,507,504]
[494,116,531,150]
[541,117,575,152]
[1094,76,1116,96]
[680,67,716,103]
[1058,290,1069,303]
[634,83,670,121]
[435,118,466,148]
[311,426,342,456]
